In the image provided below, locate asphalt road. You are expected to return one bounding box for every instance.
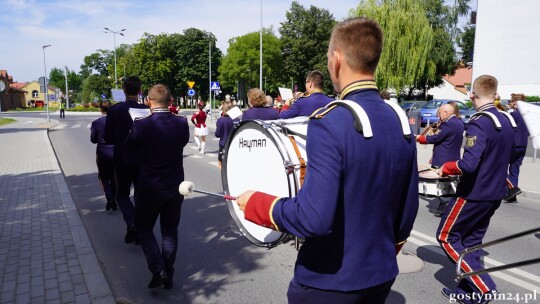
[10,111,537,304]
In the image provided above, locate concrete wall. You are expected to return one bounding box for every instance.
[472,0,540,99]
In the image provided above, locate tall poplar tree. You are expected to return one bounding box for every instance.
[350,0,434,94]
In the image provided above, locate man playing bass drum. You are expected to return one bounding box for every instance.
[236,17,418,304]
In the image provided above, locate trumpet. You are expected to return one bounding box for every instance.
[287,91,309,105]
[421,120,441,136]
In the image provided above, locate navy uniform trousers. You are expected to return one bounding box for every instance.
[96,154,115,201]
[287,277,395,304]
[114,159,139,226]
[135,191,183,276]
[507,146,526,189]
[436,198,500,296]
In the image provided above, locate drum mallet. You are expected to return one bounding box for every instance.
[179,181,237,200]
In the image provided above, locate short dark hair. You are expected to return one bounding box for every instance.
[100,100,112,113]
[306,70,324,89]
[123,76,142,96]
[329,17,383,74]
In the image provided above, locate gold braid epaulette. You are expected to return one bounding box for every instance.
[309,105,338,119]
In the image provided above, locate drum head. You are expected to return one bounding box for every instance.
[222,120,294,247]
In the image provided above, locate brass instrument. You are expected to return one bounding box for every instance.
[420,120,441,136]
[287,91,309,106]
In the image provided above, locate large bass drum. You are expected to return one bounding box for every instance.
[221,118,308,248]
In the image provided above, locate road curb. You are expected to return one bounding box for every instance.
[43,129,115,303]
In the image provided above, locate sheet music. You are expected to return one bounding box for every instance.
[128,108,151,121]
[227,106,242,120]
[518,101,540,149]
[278,87,294,101]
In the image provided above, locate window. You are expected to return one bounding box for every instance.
[32,90,39,98]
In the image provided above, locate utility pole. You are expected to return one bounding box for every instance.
[64,66,69,109]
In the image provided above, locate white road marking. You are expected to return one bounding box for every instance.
[208,161,219,167]
[87,123,92,128]
[191,155,202,159]
[71,123,82,128]
[408,230,540,291]
[56,124,67,129]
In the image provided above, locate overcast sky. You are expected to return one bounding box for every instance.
[0,0,361,82]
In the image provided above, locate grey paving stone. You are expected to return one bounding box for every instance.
[30,284,45,297]
[45,288,60,301]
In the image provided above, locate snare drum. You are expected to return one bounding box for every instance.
[418,169,459,197]
[221,118,308,248]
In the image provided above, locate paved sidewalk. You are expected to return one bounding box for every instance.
[0,118,114,304]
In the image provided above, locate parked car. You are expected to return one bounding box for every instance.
[399,101,426,116]
[419,99,475,125]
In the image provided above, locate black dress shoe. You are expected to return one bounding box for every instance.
[111,202,118,211]
[148,273,163,288]
[124,225,136,244]
[105,201,114,211]
[504,187,522,201]
[161,270,172,289]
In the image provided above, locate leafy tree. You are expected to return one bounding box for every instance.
[279,2,336,94]
[81,74,112,103]
[48,67,65,90]
[128,29,222,100]
[79,50,112,78]
[48,67,83,95]
[350,0,434,94]
[218,28,283,96]
[457,24,475,63]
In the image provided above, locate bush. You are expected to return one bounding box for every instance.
[526,96,540,102]
[68,105,100,112]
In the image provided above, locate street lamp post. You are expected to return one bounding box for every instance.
[42,44,51,122]
[103,27,126,89]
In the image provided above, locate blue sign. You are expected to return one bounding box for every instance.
[101,94,107,99]
[48,94,56,101]
[188,89,196,96]
[210,81,221,91]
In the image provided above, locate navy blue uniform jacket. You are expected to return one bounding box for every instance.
[279,92,333,119]
[124,112,189,198]
[215,115,237,147]
[242,107,279,120]
[104,99,149,163]
[244,83,419,291]
[90,116,114,158]
[444,105,514,200]
[423,115,464,167]
[511,109,528,147]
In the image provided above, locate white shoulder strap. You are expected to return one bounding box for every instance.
[470,112,502,130]
[384,100,412,137]
[327,100,373,138]
[498,110,517,128]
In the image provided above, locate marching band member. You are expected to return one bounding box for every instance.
[416,103,464,168]
[90,101,116,211]
[104,75,149,244]
[241,88,279,120]
[416,103,464,216]
[125,84,189,290]
[504,93,528,203]
[279,70,333,119]
[437,75,514,303]
[215,101,238,170]
[237,18,418,304]
[191,102,208,154]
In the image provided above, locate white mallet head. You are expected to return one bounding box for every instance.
[179,181,195,196]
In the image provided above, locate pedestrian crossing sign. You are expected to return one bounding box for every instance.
[211,81,220,91]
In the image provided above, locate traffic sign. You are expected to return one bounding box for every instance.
[188,89,196,96]
[49,94,56,101]
[187,81,195,88]
[101,94,107,99]
[211,81,221,91]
